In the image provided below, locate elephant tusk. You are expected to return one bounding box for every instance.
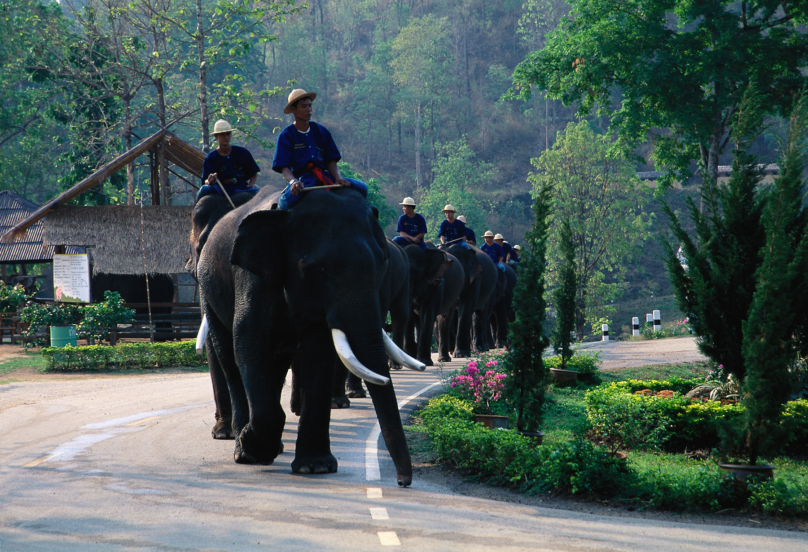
[382,331,426,372]
[331,329,391,386]
[195,314,209,355]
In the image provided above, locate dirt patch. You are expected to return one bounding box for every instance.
[406,427,807,533]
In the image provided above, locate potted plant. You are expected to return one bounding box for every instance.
[502,182,552,443]
[448,358,509,429]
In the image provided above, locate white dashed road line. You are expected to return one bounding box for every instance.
[366,487,383,499]
[377,531,401,546]
[369,507,389,520]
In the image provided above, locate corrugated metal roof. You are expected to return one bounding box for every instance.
[0,190,83,263]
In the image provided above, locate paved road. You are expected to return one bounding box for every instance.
[1,341,805,551]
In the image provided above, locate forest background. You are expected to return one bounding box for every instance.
[0,0,791,338]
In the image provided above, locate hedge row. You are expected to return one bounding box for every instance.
[419,396,630,496]
[417,396,808,516]
[41,341,207,371]
[585,380,808,452]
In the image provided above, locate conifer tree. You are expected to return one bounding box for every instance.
[741,102,808,465]
[552,217,576,368]
[662,88,767,381]
[504,182,552,432]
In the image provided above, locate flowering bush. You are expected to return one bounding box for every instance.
[447,357,508,415]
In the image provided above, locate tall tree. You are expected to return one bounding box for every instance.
[417,137,490,238]
[661,87,768,381]
[512,0,808,187]
[391,14,451,188]
[503,180,552,433]
[529,121,651,337]
[552,217,576,365]
[740,102,808,465]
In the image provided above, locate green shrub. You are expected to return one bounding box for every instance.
[0,281,29,313]
[41,341,205,371]
[419,396,628,496]
[585,382,808,453]
[748,479,808,517]
[545,352,601,382]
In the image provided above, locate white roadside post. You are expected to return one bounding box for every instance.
[653,310,661,332]
[632,317,640,337]
[602,324,609,342]
[646,313,653,330]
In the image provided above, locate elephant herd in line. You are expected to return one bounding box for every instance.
[188,187,517,487]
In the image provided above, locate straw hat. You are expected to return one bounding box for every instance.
[442,204,456,212]
[212,119,234,135]
[400,197,416,206]
[483,230,494,238]
[513,245,522,251]
[494,233,504,240]
[284,89,317,114]
[457,215,466,223]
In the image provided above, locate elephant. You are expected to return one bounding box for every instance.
[187,191,261,439]
[197,186,423,486]
[469,246,500,353]
[431,242,482,360]
[400,244,454,366]
[490,263,518,348]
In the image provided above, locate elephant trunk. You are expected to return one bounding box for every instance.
[341,322,413,487]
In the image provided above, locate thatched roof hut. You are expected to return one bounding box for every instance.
[43,205,192,275]
[0,190,83,264]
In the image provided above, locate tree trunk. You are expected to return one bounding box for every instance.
[414,102,422,189]
[197,0,210,153]
[156,78,171,205]
[125,98,134,206]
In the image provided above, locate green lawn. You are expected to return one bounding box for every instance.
[0,355,47,375]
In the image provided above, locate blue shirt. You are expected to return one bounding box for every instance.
[465,226,476,243]
[272,121,341,187]
[500,241,515,260]
[438,219,466,243]
[482,242,505,264]
[201,146,260,189]
[397,213,427,238]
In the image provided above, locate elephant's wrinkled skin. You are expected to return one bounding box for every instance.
[470,246,500,353]
[490,263,518,348]
[198,187,414,486]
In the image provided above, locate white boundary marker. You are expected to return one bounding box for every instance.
[365,381,442,481]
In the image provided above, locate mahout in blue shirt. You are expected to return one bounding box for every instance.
[272,121,341,187]
[481,242,505,264]
[438,218,467,243]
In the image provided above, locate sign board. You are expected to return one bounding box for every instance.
[53,254,91,303]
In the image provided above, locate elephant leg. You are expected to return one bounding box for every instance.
[403,313,418,358]
[388,298,409,371]
[436,314,452,363]
[346,371,366,398]
[207,335,233,440]
[292,325,338,475]
[331,360,351,408]
[455,301,474,358]
[205,310,251,458]
[231,313,285,466]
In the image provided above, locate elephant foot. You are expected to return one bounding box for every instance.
[418,356,433,367]
[453,349,471,358]
[234,425,280,466]
[292,452,338,474]
[211,416,234,440]
[331,396,351,409]
[346,388,367,398]
[437,354,451,363]
[389,360,403,371]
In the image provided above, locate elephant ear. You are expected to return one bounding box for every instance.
[425,250,452,285]
[231,210,288,277]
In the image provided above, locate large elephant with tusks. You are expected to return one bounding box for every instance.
[197,186,423,486]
